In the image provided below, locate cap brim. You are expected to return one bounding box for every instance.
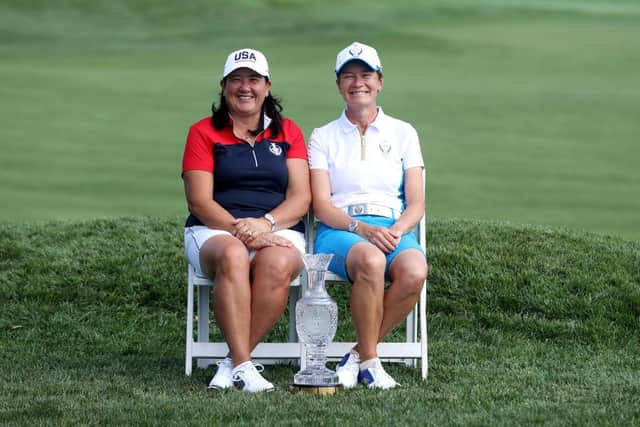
[336,58,379,75]
[223,65,269,78]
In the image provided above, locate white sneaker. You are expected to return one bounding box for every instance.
[336,350,360,389]
[358,358,398,390]
[208,357,233,390]
[232,361,275,393]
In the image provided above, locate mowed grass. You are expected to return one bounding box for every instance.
[1,217,639,425]
[0,1,639,239]
[1,3,639,425]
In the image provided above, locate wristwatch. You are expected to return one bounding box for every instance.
[263,213,276,232]
[347,220,359,233]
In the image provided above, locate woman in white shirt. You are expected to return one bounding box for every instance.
[308,41,428,390]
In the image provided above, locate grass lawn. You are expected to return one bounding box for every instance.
[1,0,639,240]
[1,216,638,425]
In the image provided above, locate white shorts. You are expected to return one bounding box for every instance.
[184,226,306,276]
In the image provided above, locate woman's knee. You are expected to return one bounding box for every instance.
[391,252,428,290]
[406,260,428,286]
[201,238,249,277]
[347,245,387,282]
[253,248,302,285]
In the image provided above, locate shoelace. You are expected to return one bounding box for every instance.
[231,362,267,382]
[216,359,231,368]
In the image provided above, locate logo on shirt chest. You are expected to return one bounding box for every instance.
[378,140,392,156]
[269,142,283,156]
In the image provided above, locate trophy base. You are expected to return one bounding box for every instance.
[288,383,343,395]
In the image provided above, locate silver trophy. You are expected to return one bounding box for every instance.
[290,253,341,394]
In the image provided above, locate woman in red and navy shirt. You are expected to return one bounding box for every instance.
[182,48,310,393]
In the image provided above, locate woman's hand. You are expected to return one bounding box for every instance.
[357,222,400,254]
[245,232,293,250]
[231,217,271,243]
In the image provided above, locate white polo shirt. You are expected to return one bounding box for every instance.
[308,108,424,214]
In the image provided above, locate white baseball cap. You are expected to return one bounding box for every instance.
[335,41,382,76]
[222,48,270,78]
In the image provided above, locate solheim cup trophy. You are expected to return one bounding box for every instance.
[289,253,341,394]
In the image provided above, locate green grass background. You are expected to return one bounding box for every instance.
[1,2,640,425]
[1,0,639,239]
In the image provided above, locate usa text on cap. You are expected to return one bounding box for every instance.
[223,48,270,78]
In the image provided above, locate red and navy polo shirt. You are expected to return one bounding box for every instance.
[181,115,308,232]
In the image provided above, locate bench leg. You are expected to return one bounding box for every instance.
[185,275,195,376]
[197,285,213,369]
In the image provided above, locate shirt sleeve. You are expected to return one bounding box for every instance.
[182,124,214,174]
[284,119,308,160]
[307,128,329,170]
[402,124,424,170]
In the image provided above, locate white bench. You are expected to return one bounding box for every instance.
[185,214,428,379]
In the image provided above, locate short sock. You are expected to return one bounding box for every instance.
[359,357,381,371]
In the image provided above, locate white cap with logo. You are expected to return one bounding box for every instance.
[223,48,270,78]
[335,41,382,76]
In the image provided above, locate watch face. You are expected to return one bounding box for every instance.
[264,213,276,231]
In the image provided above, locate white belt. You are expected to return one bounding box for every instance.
[343,203,397,219]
